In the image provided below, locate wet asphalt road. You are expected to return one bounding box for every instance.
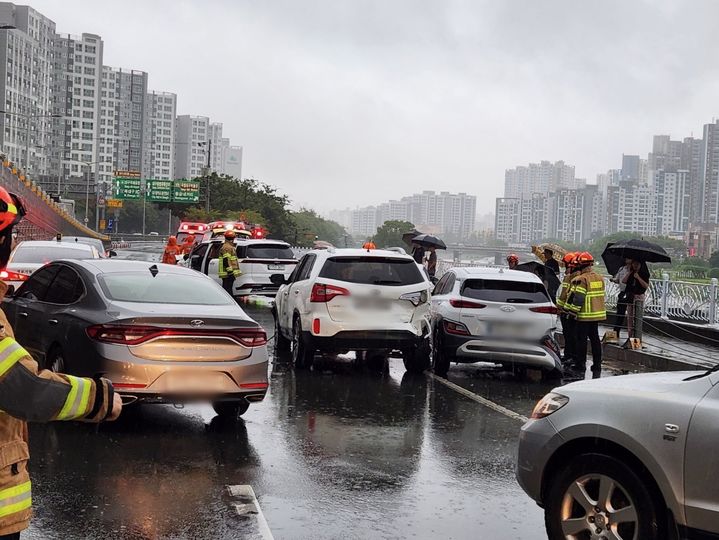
[20,244,644,539]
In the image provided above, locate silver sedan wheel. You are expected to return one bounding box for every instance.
[560,473,638,540]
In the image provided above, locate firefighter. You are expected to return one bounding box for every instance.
[180,235,196,256]
[218,230,241,296]
[556,252,577,367]
[161,236,181,265]
[565,251,606,379]
[506,253,519,270]
[0,186,122,540]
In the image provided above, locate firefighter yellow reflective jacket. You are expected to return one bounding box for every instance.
[566,268,607,321]
[218,241,241,278]
[0,282,114,536]
[556,270,577,310]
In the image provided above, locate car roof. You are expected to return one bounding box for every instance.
[16,240,94,251]
[451,266,544,283]
[309,248,415,260]
[68,259,201,276]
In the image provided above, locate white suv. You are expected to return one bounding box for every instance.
[272,248,433,373]
[429,267,561,376]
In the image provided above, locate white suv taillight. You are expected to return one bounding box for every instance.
[310,283,350,303]
[399,290,428,306]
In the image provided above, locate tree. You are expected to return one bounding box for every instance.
[372,220,415,248]
[289,209,348,247]
[710,251,719,268]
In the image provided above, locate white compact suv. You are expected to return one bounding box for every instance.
[272,248,433,373]
[429,267,561,376]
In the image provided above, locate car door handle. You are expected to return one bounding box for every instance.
[18,312,28,318]
[48,319,59,325]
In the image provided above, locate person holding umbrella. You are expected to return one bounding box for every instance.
[624,259,650,338]
[565,251,606,379]
[544,247,559,274]
[411,242,425,264]
[611,258,632,339]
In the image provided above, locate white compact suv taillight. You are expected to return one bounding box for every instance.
[310,283,350,303]
[400,290,428,306]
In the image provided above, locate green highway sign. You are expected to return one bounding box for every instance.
[173,180,200,203]
[113,177,142,200]
[147,179,173,202]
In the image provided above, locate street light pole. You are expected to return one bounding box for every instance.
[84,162,90,226]
[206,138,212,213]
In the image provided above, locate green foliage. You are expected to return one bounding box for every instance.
[290,209,348,247]
[709,252,719,268]
[681,256,709,268]
[115,200,173,235]
[372,220,415,248]
[677,265,708,279]
[709,268,719,280]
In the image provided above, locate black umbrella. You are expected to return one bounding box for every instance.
[601,242,626,276]
[604,238,671,265]
[411,234,446,250]
[402,229,423,247]
[516,261,561,298]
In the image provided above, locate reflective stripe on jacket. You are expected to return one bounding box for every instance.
[0,282,114,536]
[566,269,606,321]
[218,242,241,278]
[556,271,576,309]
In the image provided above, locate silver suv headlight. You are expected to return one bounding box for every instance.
[531,392,569,419]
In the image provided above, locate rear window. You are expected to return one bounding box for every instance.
[319,257,423,286]
[98,272,234,305]
[461,279,549,304]
[11,245,93,264]
[244,244,294,260]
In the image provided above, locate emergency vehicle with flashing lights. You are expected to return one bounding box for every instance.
[176,222,209,245]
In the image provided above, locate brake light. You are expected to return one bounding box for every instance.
[86,325,268,347]
[530,306,559,314]
[443,320,471,336]
[450,299,486,309]
[312,318,321,334]
[240,382,269,389]
[310,283,350,303]
[113,383,147,389]
[0,270,29,282]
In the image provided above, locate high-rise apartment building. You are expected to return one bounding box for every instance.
[607,182,657,236]
[700,121,719,224]
[142,91,176,180]
[223,145,243,179]
[655,169,690,235]
[504,160,576,198]
[495,198,520,244]
[174,115,210,179]
[0,3,56,178]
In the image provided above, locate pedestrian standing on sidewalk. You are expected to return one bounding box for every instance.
[426,246,437,279]
[566,252,606,379]
[544,248,559,275]
[611,259,632,338]
[624,259,650,338]
[556,252,577,366]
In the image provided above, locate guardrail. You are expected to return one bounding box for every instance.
[0,160,109,241]
[438,260,719,327]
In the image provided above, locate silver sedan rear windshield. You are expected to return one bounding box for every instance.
[319,257,423,286]
[461,279,549,304]
[98,272,234,305]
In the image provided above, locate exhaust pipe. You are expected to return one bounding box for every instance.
[245,394,265,403]
[120,395,139,405]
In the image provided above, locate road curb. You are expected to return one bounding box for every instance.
[602,343,707,372]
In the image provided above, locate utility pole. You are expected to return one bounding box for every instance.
[206,138,212,213]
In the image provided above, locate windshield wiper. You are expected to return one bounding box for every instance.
[683,363,719,381]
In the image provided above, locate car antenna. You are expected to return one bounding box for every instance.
[149,264,159,277]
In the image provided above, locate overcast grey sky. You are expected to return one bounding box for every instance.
[29,0,719,214]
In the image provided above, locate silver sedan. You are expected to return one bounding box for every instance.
[517,369,719,539]
[2,259,269,419]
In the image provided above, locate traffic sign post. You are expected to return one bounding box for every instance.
[173,180,200,203]
[147,179,173,202]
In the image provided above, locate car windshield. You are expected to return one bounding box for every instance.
[461,279,550,304]
[319,256,424,286]
[11,245,92,263]
[98,272,234,305]
[244,244,294,259]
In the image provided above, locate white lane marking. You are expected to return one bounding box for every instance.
[226,484,274,540]
[426,372,529,423]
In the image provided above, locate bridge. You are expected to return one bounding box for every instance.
[0,159,108,241]
[446,244,533,264]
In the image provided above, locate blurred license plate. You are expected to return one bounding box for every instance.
[164,372,227,393]
[267,264,285,270]
[485,322,522,336]
[354,298,391,310]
